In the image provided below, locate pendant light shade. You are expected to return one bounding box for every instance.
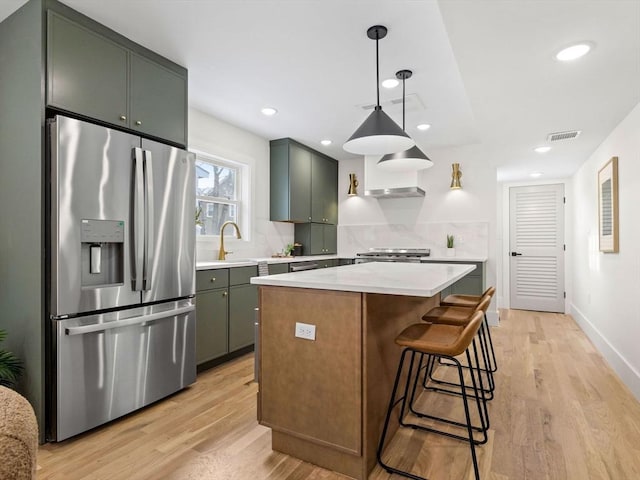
[344,107,413,155]
[343,26,414,156]
[378,145,433,172]
[377,69,433,171]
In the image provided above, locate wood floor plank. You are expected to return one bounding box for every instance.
[37,309,640,479]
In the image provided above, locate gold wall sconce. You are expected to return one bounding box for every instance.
[348,173,359,196]
[450,163,462,189]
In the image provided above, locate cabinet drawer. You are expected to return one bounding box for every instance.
[229,265,258,286]
[196,269,229,291]
[268,263,289,275]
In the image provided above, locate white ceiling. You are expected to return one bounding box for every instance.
[2,0,639,182]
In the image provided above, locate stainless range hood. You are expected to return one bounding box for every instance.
[364,186,425,198]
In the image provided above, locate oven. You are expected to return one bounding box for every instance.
[355,248,430,263]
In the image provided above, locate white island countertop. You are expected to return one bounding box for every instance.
[250,262,475,297]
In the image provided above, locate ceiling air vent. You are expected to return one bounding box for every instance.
[547,130,581,142]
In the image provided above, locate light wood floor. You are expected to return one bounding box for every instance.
[37,309,640,479]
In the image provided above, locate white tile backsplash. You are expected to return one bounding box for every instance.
[338,221,488,258]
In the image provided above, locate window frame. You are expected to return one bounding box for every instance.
[194,150,243,237]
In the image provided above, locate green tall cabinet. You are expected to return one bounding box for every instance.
[0,0,189,440]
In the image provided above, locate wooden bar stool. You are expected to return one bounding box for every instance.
[441,286,497,373]
[377,311,485,480]
[421,295,494,396]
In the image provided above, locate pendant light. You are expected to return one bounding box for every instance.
[377,69,434,172]
[343,26,414,156]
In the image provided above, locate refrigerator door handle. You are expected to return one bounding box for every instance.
[65,305,195,336]
[132,147,145,291]
[143,149,154,291]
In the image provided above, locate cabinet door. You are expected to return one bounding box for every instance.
[309,223,325,255]
[450,276,483,295]
[130,53,187,146]
[323,224,337,254]
[47,12,128,127]
[311,154,338,224]
[268,263,289,275]
[229,284,258,351]
[289,144,312,222]
[324,158,338,224]
[195,289,228,364]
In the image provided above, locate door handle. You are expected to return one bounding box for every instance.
[511,252,523,256]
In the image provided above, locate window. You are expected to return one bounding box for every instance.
[195,152,241,236]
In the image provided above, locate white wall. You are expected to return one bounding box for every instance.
[189,108,293,261]
[338,143,499,322]
[569,102,640,401]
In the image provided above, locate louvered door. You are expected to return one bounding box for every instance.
[509,184,565,312]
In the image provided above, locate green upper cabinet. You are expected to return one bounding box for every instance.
[270,139,312,222]
[129,53,187,146]
[46,9,187,146]
[311,153,338,224]
[270,138,338,225]
[47,12,128,127]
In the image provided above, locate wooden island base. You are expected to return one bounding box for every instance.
[257,286,440,479]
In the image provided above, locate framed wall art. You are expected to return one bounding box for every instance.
[598,156,619,253]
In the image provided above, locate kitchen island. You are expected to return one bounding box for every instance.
[251,262,475,479]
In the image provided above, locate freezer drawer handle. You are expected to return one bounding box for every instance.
[65,305,195,336]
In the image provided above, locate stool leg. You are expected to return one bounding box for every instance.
[453,355,482,480]
[378,348,483,480]
[377,349,429,480]
[483,313,498,372]
[425,328,494,401]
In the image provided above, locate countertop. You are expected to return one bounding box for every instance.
[250,262,476,297]
[420,255,488,262]
[196,255,341,270]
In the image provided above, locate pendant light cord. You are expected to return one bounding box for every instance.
[375,33,380,108]
[402,75,406,130]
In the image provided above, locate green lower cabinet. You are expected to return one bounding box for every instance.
[195,288,228,364]
[421,261,485,300]
[229,284,258,351]
[268,263,289,275]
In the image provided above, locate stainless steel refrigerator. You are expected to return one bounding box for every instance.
[48,115,196,441]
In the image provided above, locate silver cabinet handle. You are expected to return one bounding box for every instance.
[65,305,195,336]
[210,277,216,283]
[222,291,228,297]
[135,120,143,126]
[120,115,127,121]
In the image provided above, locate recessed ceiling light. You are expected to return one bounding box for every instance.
[416,124,431,131]
[534,146,551,154]
[530,172,543,178]
[382,78,399,89]
[320,140,332,146]
[261,107,278,116]
[556,43,591,61]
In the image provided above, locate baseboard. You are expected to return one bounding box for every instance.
[570,303,640,402]
[487,309,499,327]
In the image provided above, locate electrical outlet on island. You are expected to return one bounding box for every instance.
[295,322,316,341]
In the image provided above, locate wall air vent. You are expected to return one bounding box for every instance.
[547,130,581,142]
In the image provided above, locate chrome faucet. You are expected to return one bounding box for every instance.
[218,221,242,260]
